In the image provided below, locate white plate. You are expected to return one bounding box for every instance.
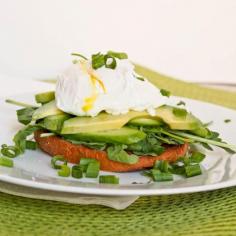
[0,93,236,196]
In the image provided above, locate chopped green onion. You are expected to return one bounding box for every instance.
[91,53,105,69]
[178,156,191,166]
[170,165,186,175]
[51,155,67,169]
[136,76,145,81]
[177,101,186,106]
[104,55,117,69]
[58,164,71,177]
[204,121,213,127]
[72,165,83,179]
[0,157,14,167]
[25,141,37,150]
[79,164,89,173]
[224,119,231,123]
[185,164,202,177]
[85,160,100,178]
[79,158,97,166]
[151,169,173,182]
[190,152,206,163]
[71,53,88,60]
[153,160,170,173]
[107,51,128,59]
[99,175,119,184]
[5,99,37,108]
[1,144,20,158]
[160,89,171,97]
[173,108,187,118]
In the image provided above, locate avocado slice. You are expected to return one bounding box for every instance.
[61,111,148,134]
[32,100,64,121]
[35,91,55,104]
[43,114,71,132]
[156,105,201,130]
[63,127,146,145]
[128,117,163,127]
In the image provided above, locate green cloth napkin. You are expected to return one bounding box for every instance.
[0,65,236,236]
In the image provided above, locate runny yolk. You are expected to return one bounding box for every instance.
[80,61,106,112]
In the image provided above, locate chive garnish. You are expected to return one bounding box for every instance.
[190,152,205,163]
[51,155,68,169]
[72,165,83,179]
[177,101,186,106]
[185,164,202,177]
[79,158,97,166]
[91,53,105,69]
[58,164,71,177]
[25,141,37,150]
[85,160,100,178]
[107,51,128,59]
[136,76,145,81]
[104,55,117,69]
[5,99,37,108]
[99,175,119,184]
[172,108,187,118]
[151,169,173,182]
[1,144,20,158]
[0,157,14,168]
[160,89,171,97]
[71,53,88,60]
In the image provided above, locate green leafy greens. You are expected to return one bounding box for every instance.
[107,144,139,164]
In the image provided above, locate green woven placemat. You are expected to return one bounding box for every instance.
[1,66,236,236]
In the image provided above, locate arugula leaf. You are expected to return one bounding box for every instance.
[127,134,165,156]
[169,130,236,153]
[16,107,37,125]
[107,145,139,164]
[65,138,107,150]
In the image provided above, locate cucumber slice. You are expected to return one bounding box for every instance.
[35,91,55,104]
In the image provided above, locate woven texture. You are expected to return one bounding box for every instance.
[1,65,236,236]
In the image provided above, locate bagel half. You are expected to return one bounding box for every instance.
[34,130,189,172]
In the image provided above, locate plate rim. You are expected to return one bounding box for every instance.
[0,93,236,196]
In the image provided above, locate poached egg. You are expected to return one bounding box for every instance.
[55,58,167,117]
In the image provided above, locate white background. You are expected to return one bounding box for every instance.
[0,0,236,83]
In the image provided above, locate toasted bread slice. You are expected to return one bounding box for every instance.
[34,130,188,172]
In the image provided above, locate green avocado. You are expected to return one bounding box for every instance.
[155,105,201,130]
[32,100,64,121]
[61,111,148,134]
[43,114,71,132]
[63,127,146,145]
[128,117,163,126]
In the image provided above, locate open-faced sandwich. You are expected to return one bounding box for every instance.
[3,51,236,184]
